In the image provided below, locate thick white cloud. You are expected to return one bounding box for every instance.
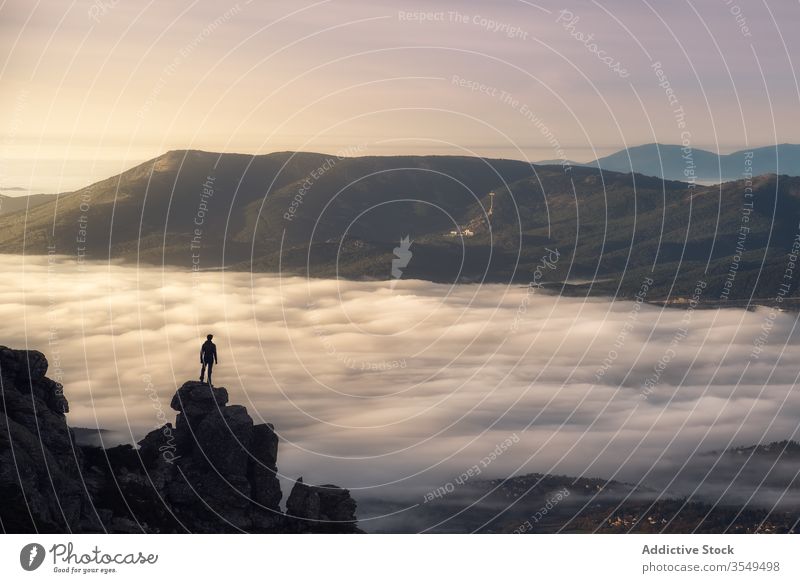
[2,254,799,518]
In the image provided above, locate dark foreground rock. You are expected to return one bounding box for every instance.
[286,477,358,533]
[0,346,359,533]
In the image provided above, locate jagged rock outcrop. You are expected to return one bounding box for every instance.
[0,346,90,532]
[0,346,359,533]
[286,477,359,533]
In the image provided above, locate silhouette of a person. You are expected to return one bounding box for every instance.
[200,334,218,387]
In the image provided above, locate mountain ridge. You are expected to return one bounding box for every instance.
[584,143,800,182]
[2,149,800,302]
[1,143,797,207]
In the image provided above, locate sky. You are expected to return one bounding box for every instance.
[3,254,799,519]
[1,0,799,193]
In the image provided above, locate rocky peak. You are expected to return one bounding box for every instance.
[170,380,228,416]
[0,346,82,532]
[0,346,360,533]
[0,346,68,414]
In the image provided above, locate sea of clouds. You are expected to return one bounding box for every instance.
[2,254,799,525]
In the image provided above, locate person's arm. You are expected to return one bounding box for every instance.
[213,344,218,364]
[200,345,204,363]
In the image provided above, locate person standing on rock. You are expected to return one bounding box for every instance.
[200,334,218,387]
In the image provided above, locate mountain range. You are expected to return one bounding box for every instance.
[585,143,800,183]
[2,148,800,302]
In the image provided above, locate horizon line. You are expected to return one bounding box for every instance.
[2,141,798,197]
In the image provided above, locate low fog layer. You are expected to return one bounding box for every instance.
[2,254,799,519]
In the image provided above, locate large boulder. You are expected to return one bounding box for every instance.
[286,477,359,533]
[0,346,48,383]
[170,382,230,456]
[170,381,228,418]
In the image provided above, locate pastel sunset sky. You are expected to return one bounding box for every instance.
[1,0,798,192]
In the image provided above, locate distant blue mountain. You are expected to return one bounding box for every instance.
[576,143,800,182]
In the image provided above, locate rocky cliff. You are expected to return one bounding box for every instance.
[0,346,359,533]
